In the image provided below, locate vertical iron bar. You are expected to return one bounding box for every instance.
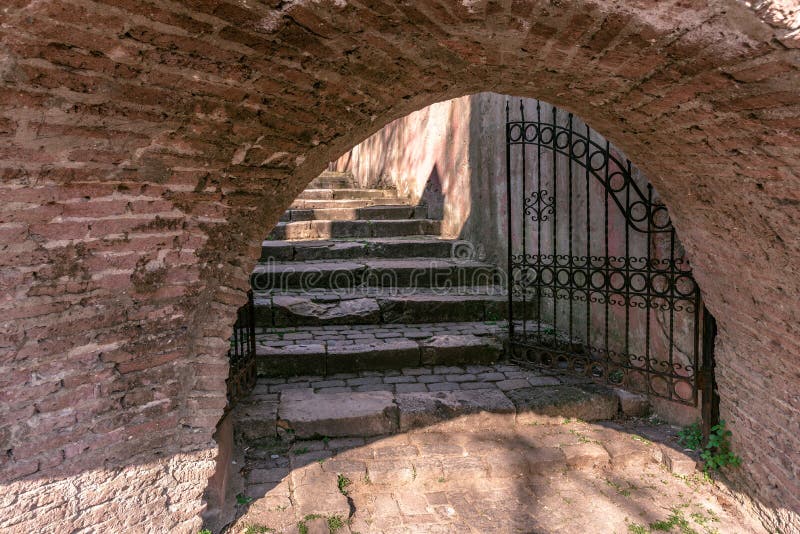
[604,140,610,365]
[668,229,676,401]
[521,101,528,339]
[534,101,541,341]
[585,124,591,350]
[551,106,558,348]
[567,114,574,344]
[624,160,631,378]
[701,306,718,444]
[693,287,702,406]
[645,184,653,395]
[506,101,514,340]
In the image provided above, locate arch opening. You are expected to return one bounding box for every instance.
[208,93,728,533]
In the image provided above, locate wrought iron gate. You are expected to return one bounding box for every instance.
[505,100,715,408]
[226,290,257,412]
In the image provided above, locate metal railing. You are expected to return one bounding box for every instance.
[225,290,256,411]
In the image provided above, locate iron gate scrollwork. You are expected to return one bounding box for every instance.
[505,100,713,407]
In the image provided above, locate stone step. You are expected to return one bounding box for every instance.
[260,237,470,262]
[267,219,441,240]
[243,364,622,440]
[280,204,427,222]
[253,288,508,326]
[307,171,355,189]
[255,322,505,377]
[251,258,499,291]
[290,198,404,210]
[297,188,398,201]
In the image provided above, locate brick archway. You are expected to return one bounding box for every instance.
[1,1,798,532]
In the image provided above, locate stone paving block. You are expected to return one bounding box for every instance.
[527,376,561,386]
[444,373,477,382]
[257,344,326,378]
[409,457,445,484]
[320,457,367,477]
[396,389,515,431]
[477,372,506,381]
[234,401,279,441]
[661,445,698,476]
[366,459,415,485]
[458,381,496,390]
[523,447,566,475]
[614,388,651,416]
[272,295,381,326]
[496,378,531,391]
[509,384,619,424]
[327,340,420,374]
[418,374,444,383]
[603,436,656,468]
[441,456,489,481]
[278,389,398,438]
[485,451,528,478]
[315,386,352,394]
[395,492,431,515]
[427,382,460,392]
[379,294,488,323]
[291,463,351,517]
[248,466,291,485]
[354,384,394,392]
[562,442,610,469]
[420,334,502,365]
[384,375,417,384]
[346,376,384,386]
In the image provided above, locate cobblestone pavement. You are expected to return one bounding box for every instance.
[224,363,764,534]
[254,363,565,395]
[226,419,764,534]
[257,321,504,350]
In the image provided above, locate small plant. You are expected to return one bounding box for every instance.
[632,435,652,445]
[244,525,275,534]
[198,530,212,534]
[677,422,703,451]
[678,420,741,473]
[700,421,741,472]
[327,515,345,532]
[628,523,648,534]
[297,514,322,534]
[363,472,372,485]
[337,473,351,496]
[605,478,632,497]
[437,476,446,483]
[293,447,309,455]
[236,493,254,505]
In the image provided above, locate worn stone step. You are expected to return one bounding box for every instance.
[307,171,355,189]
[281,205,426,222]
[251,258,499,291]
[297,188,398,200]
[267,219,441,240]
[260,237,469,262]
[290,198,403,209]
[253,288,508,326]
[260,365,623,439]
[255,323,504,377]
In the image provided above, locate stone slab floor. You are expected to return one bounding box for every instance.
[224,371,765,534]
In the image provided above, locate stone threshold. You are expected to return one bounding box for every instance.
[235,363,652,442]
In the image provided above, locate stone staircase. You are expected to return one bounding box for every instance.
[215,172,734,534]
[252,171,507,378]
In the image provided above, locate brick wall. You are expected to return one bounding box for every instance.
[0,1,797,532]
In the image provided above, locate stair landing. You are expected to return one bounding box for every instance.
[227,365,761,533]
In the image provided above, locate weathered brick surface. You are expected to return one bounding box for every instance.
[0,1,798,532]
